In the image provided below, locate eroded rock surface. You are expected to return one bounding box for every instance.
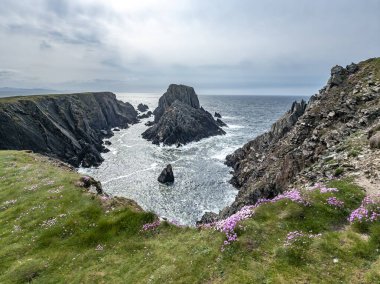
[142,84,225,145]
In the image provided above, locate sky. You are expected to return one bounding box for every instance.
[0,0,379,95]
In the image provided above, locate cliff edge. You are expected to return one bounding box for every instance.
[0,92,138,167]
[221,58,380,218]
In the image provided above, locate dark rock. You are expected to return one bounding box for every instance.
[104,140,112,146]
[153,84,200,123]
[346,63,359,74]
[145,121,155,127]
[142,84,225,145]
[196,212,218,225]
[0,92,138,168]
[137,111,153,119]
[214,112,222,118]
[158,164,174,184]
[113,127,120,131]
[216,118,227,127]
[137,103,149,112]
[143,100,225,145]
[327,65,348,88]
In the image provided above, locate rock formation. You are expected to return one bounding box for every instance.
[218,58,380,218]
[0,92,138,167]
[214,112,222,118]
[158,164,174,184]
[216,118,227,127]
[137,103,149,112]
[142,84,225,145]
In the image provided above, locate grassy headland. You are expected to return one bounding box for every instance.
[0,150,379,283]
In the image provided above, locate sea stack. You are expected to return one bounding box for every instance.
[142,84,225,145]
[158,164,175,184]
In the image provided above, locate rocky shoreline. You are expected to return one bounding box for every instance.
[216,58,380,219]
[0,92,138,168]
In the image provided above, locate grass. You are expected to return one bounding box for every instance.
[0,150,379,283]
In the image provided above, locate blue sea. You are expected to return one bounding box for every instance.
[80,93,309,225]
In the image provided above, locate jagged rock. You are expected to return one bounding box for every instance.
[369,132,380,149]
[219,58,380,219]
[153,84,200,123]
[158,164,174,184]
[137,103,149,112]
[196,212,218,225]
[214,112,222,118]
[216,118,227,127]
[0,92,138,167]
[137,111,153,119]
[104,140,112,146]
[327,65,348,88]
[346,63,359,74]
[145,121,155,127]
[142,84,225,145]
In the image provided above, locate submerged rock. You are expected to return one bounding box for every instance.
[158,164,174,184]
[142,84,225,145]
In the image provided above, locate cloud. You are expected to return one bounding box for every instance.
[0,0,379,94]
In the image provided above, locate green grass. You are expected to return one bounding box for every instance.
[0,151,379,283]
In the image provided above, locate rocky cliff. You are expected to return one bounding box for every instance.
[220,58,380,218]
[142,84,225,145]
[0,92,138,167]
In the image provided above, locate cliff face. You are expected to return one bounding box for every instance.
[153,84,200,123]
[0,92,138,167]
[143,84,225,145]
[221,58,380,218]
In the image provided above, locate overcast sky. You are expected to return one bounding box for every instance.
[0,0,379,95]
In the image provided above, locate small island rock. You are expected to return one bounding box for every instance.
[158,164,174,184]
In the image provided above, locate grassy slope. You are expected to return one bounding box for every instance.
[0,150,379,283]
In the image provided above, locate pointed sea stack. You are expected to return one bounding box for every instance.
[142,84,225,145]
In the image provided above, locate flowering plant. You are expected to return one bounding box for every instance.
[348,195,380,223]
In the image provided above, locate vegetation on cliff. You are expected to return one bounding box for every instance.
[1,150,379,283]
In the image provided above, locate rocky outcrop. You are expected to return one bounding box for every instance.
[220,58,380,218]
[214,112,222,118]
[137,103,149,112]
[0,92,138,167]
[137,111,153,119]
[158,164,174,184]
[152,84,200,123]
[216,118,228,127]
[142,84,225,145]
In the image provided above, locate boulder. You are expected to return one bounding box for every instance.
[158,164,174,184]
[104,140,112,146]
[137,103,149,112]
[142,84,225,145]
[346,63,359,74]
[214,112,222,118]
[369,132,380,149]
[327,65,348,88]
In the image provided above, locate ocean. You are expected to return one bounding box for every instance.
[79,93,309,225]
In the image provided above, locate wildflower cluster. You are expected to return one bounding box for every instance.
[284,231,322,246]
[141,220,161,232]
[309,183,338,193]
[348,195,380,223]
[213,188,309,251]
[215,205,254,251]
[326,197,344,208]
